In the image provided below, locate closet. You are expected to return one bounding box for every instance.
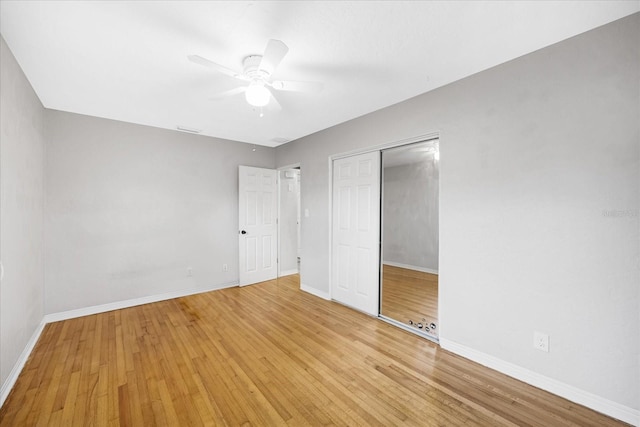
[331,138,439,341]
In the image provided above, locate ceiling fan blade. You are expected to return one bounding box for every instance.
[258,39,289,75]
[270,80,323,93]
[209,86,246,100]
[187,55,248,81]
[268,91,282,113]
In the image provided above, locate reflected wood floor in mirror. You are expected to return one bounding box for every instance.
[0,274,628,426]
[380,265,438,336]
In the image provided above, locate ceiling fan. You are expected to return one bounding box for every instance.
[188,39,322,111]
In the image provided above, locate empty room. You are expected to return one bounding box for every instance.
[1,1,638,426]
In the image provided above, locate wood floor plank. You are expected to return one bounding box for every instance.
[0,274,630,426]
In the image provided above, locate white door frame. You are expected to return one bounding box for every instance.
[328,132,440,313]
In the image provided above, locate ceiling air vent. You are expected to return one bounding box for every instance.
[176,125,202,134]
[270,137,291,145]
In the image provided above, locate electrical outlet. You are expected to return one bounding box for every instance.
[187,267,193,277]
[223,263,228,272]
[534,331,549,352]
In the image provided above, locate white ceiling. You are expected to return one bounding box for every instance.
[1,1,638,147]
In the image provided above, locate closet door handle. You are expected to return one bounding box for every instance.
[240,230,247,235]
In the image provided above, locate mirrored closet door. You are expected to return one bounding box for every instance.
[379,139,439,340]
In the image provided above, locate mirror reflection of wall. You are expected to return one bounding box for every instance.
[380,140,439,339]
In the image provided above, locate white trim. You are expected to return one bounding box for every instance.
[440,338,640,426]
[331,132,440,161]
[0,320,46,407]
[44,281,238,323]
[382,261,438,275]
[277,167,283,278]
[300,283,331,300]
[327,155,334,301]
[279,269,299,277]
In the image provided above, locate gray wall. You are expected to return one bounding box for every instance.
[383,160,439,271]
[44,111,275,314]
[279,169,300,275]
[276,14,639,411]
[0,37,45,391]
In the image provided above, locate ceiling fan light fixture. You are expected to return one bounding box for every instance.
[245,81,270,107]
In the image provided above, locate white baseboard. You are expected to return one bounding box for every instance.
[300,283,331,300]
[383,261,438,275]
[440,338,639,426]
[279,269,299,277]
[0,320,46,407]
[44,281,239,323]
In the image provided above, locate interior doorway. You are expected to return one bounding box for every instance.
[278,167,301,277]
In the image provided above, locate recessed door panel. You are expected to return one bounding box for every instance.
[246,191,257,226]
[356,247,371,296]
[339,163,352,179]
[262,235,273,268]
[337,244,351,290]
[357,185,371,232]
[263,192,273,225]
[246,236,257,272]
[339,186,351,230]
[358,159,372,177]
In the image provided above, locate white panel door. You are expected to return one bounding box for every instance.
[331,152,381,315]
[239,166,278,286]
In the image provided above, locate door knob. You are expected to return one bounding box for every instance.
[240,230,247,234]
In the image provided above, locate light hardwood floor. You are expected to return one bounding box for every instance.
[0,275,629,426]
[380,265,438,337]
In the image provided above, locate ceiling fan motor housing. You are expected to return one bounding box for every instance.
[243,55,270,81]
